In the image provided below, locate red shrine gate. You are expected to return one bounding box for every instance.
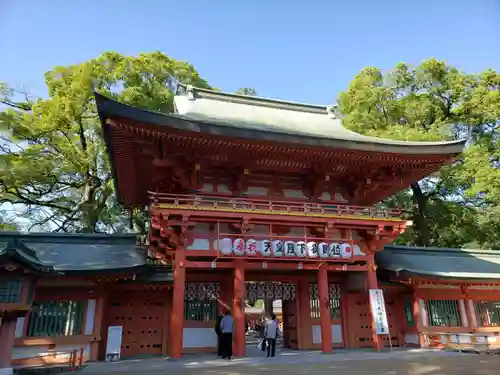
[95,83,465,358]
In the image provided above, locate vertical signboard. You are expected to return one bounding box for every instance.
[105,325,123,362]
[368,289,391,348]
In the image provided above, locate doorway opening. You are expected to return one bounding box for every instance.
[244,281,298,354]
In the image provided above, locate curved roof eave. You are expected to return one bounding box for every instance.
[95,92,467,156]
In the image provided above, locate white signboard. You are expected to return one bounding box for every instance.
[369,289,390,336]
[105,325,123,362]
[219,238,360,259]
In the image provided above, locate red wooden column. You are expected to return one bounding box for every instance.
[412,292,427,347]
[0,315,17,373]
[318,266,333,353]
[366,263,384,350]
[169,250,186,359]
[233,261,246,357]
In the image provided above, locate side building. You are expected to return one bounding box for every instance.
[2,234,500,369]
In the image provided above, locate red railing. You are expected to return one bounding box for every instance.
[149,192,402,219]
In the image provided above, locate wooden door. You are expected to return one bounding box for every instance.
[347,292,401,348]
[104,292,167,358]
[282,299,299,349]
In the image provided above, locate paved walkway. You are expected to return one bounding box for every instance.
[78,349,500,375]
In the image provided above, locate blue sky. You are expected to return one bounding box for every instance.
[1,0,499,104]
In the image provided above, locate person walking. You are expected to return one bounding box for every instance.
[264,314,279,357]
[220,310,234,359]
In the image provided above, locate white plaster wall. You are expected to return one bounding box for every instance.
[320,192,331,200]
[218,184,230,193]
[201,183,214,193]
[190,238,211,250]
[419,300,429,326]
[311,324,343,344]
[84,300,96,335]
[182,328,217,348]
[15,317,25,338]
[246,186,268,195]
[12,344,90,360]
[405,333,419,345]
[283,189,305,199]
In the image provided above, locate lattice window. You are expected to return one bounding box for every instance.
[245,282,296,302]
[0,279,22,303]
[309,283,341,320]
[426,299,461,327]
[474,300,500,327]
[404,297,414,326]
[184,299,218,321]
[184,282,219,321]
[27,300,85,337]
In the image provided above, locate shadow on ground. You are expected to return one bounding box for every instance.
[77,351,500,375]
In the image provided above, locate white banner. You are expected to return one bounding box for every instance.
[219,238,364,259]
[369,289,390,335]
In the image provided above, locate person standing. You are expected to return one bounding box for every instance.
[264,314,279,357]
[214,313,223,356]
[220,310,234,359]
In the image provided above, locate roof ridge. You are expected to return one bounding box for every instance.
[177,83,332,115]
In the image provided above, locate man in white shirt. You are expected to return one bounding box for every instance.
[264,314,279,357]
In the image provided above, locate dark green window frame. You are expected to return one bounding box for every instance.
[404,297,415,327]
[310,297,341,320]
[426,299,461,327]
[27,300,85,337]
[475,300,500,327]
[184,299,218,321]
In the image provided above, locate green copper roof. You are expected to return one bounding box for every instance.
[377,245,500,280]
[95,86,467,156]
[0,232,149,274]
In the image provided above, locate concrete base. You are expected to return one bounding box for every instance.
[0,368,13,375]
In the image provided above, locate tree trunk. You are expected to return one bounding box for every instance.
[410,182,431,246]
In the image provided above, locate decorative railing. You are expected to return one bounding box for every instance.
[149,192,402,220]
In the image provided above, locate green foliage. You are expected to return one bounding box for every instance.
[236,88,258,96]
[339,58,500,249]
[0,52,211,233]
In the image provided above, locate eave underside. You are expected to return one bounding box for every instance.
[105,118,458,207]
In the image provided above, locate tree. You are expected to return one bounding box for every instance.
[338,59,499,248]
[236,88,258,96]
[0,52,212,233]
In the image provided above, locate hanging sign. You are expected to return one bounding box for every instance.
[368,289,390,335]
[220,239,356,259]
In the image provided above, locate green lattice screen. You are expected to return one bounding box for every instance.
[426,299,461,327]
[404,297,415,326]
[184,299,218,321]
[310,298,341,320]
[475,300,500,327]
[27,300,85,337]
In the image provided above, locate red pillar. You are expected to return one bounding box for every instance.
[233,261,246,357]
[169,251,186,359]
[367,264,384,350]
[318,266,333,353]
[0,315,17,372]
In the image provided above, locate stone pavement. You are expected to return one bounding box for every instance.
[78,349,500,375]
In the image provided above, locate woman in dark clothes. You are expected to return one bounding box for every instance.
[214,314,223,356]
